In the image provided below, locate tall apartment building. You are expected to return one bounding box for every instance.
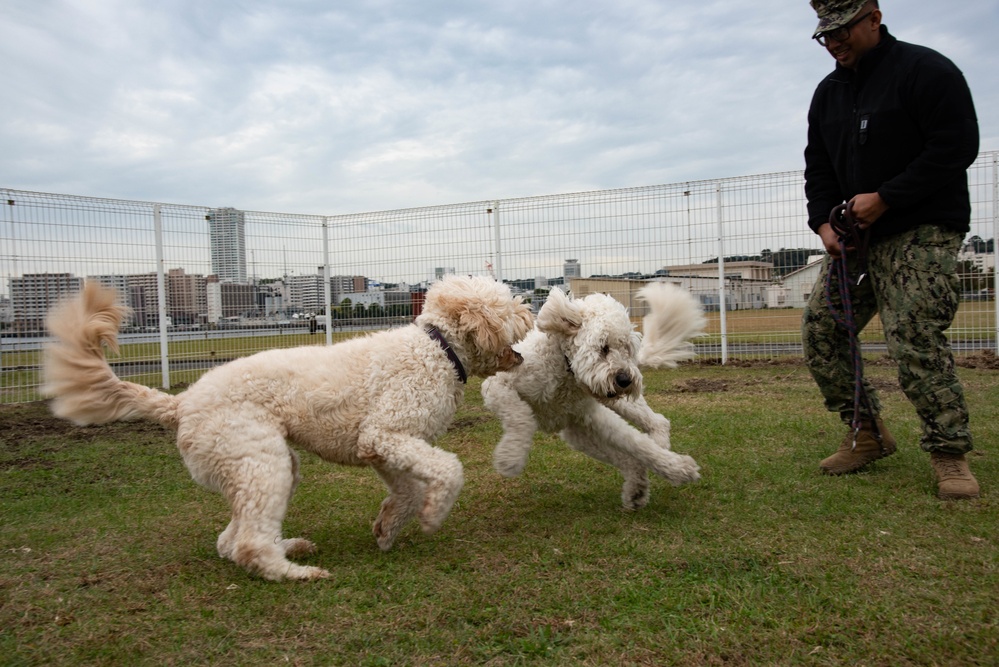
[207,207,247,284]
[167,268,208,326]
[10,273,83,334]
[124,273,163,329]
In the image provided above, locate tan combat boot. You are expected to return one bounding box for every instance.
[930,452,980,500]
[819,418,897,475]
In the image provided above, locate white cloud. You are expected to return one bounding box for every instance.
[1,0,995,214]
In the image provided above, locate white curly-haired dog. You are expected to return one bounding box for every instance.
[482,282,706,510]
[42,276,533,581]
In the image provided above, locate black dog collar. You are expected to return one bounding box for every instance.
[426,326,467,384]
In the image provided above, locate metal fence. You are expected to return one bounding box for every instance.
[2,151,996,403]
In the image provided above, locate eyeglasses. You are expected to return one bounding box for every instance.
[813,10,873,46]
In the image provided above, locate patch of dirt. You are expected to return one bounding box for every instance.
[0,402,79,439]
[956,350,999,370]
[449,414,492,429]
[0,401,171,461]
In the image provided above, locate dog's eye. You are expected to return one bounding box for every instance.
[601,344,610,356]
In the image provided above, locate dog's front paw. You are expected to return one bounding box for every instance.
[666,454,701,486]
[493,439,530,477]
[494,456,527,478]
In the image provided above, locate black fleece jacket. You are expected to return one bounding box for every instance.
[803,26,979,240]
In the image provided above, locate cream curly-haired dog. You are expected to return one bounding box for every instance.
[43,276,532,581]
[482,282,705,510]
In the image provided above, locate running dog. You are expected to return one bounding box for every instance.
[482,282,705,510]
[43,276,533,580]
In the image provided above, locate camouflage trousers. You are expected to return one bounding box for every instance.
[801,224,973,454]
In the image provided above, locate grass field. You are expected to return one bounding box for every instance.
[2,359,996,665]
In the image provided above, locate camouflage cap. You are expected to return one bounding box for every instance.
[810,0,868,38]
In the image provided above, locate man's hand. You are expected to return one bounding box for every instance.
[817,222,843,258]
[817,192,889,257]
[848,192,888,229]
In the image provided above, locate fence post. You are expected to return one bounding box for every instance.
[322,216,333,345]
[154,204,170,389]
[716,184,728,364]
[993,154,998,355]
[491,201,502,282]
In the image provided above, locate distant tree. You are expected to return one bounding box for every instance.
[386,303,411,317]
[771,248,825,277]
[702,255,761,264]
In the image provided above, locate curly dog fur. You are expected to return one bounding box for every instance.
[43,276,533,580]
[482,282,705,510]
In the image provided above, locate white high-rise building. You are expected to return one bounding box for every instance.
[207,207,247,283]
[564,259,581,279]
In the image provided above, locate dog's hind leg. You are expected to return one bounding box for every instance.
[275,449,319,559]
[210,433,329,581]
[482,377,538,477]
[371,468,427,551]
[607,395,672,450]
[561,424,651,510]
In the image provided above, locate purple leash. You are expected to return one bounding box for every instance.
[823,201,881,450]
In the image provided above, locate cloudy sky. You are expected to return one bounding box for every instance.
[2,0,996,216]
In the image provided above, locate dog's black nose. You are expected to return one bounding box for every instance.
[615,371,632,389]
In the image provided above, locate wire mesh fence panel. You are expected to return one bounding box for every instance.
[2,192,160,403]
[959,154,998,346]
[2,151,996,403]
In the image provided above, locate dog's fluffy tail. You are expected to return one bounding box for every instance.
[636,282,706,368]
[42,282,180,428]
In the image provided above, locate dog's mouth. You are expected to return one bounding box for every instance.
[600,370,640,400]
[498,347,523,372]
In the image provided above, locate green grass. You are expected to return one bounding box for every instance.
[1,361,997,665]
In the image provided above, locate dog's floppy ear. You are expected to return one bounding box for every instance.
[536,288,581,337]
[459,304,505,353]
[466,296,533,353]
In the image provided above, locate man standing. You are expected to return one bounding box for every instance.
[801,0,980,498]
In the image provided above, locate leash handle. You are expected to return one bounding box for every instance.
[828,201,869,286]
[828,200,858,242]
